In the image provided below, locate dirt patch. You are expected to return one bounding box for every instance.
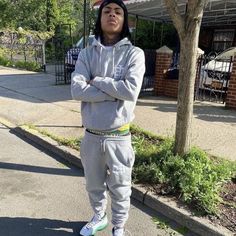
[149,180,236,234]
[208,180,236,234]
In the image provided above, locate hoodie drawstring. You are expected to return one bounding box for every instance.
[112,46,115,78]
[93,37,131,78]
[99,46,103,75]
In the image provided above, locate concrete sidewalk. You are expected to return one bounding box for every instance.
[0,66,235,236]
[0,66,235,161]
[1,123,175,236]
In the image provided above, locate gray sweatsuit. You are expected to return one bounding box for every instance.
[71,37,145,228]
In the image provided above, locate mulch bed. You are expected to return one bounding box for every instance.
[148,179,236,235]
[208,180,236,234]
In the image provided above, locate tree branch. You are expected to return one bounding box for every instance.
[184,0,207,33]
[188,0,208,19]
[164,0,185,40]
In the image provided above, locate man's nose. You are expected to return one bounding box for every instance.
[109,11,115,17]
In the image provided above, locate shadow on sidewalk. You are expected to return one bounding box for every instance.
[0,162,82,177]
[8,128,83,177]
[137,97,236,124]
[0,217,84,236]
[0,72,72,103]
[130,198,197,236]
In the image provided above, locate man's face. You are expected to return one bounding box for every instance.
[101,3,124,36]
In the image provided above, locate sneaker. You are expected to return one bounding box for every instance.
[112,227,125,236]
[80,213,108,236]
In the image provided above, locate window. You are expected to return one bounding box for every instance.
[212,29,235,52]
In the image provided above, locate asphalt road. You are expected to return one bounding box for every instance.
[0,124,197,236]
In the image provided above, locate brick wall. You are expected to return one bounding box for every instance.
[154,47,236,109]
[154,47,178,97]
[154,47,205,99]
[161,79,178,97]
[226,55,236,109]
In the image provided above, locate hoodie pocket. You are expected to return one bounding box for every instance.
[107,140,135,185]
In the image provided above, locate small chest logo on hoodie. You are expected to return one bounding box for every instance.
[114,65,125,80]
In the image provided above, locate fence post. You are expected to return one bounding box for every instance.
[194,48,205,100]
[42,42,46,72]
[226,53,236,109]
[154,46,173,96]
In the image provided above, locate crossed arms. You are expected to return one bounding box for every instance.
[71,49,145,102]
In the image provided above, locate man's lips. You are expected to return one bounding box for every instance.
[107,20,117,24]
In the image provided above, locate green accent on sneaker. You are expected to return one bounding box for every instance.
[80,214,108,236]
[91,220,108,235]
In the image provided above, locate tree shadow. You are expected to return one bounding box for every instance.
[0,161,83,177]
[130,198,198,236]
[193,103,236,123]
[0,217,85,236]
[136,96,236,124]
[6,128,83,177]
[137,96,178,113]
[0,72,72,103]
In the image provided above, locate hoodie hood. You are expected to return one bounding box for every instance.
[91,37,132,75]
[92,37,132,49]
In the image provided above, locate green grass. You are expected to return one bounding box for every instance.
[152,216,188,235]
[25,124,81,151]
[152,216,169,230]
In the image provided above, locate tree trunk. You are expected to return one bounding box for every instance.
[164,0,207,155]
[174,28,200,155]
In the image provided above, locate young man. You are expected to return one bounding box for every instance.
[71,0,145,235]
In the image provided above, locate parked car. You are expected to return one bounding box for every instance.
[65,35,95,72]
[200,47,236,89]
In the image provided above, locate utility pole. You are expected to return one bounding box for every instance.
[83,0,87,48]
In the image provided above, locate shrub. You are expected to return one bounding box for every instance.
[15,61,41,71]
[0,56,41,72]
[132,127,236,214]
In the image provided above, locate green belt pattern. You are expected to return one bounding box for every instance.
[86,128,130,136]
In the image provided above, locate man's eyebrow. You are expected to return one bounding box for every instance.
[103,6,123,10]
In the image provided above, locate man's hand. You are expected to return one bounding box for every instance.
[87,79,93,85]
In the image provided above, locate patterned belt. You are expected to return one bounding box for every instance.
[86,124,130,136]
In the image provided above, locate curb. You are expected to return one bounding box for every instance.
[0,118,233,236]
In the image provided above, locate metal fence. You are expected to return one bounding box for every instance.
[195,53,233,103]
[0,31,46,70]
[0,42,45,70]
[53,38,79,85]
[54,40,69,85]
[139,49,156,96]
[165,50,233,103]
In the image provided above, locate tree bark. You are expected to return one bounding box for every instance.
[164,0,207,155]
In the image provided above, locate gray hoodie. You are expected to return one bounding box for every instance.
[71,37,145,131]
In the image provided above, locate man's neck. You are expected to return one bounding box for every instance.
[102,34,121,46]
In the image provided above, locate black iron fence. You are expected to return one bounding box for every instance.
[54,40,69,85]
[195,53,233,103]
[165,50,233,103]
[53,37,80,85]
[139,49,156,96]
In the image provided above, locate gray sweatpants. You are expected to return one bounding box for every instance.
[80,130,135,228]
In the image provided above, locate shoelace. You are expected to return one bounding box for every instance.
[86,216,99,228]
